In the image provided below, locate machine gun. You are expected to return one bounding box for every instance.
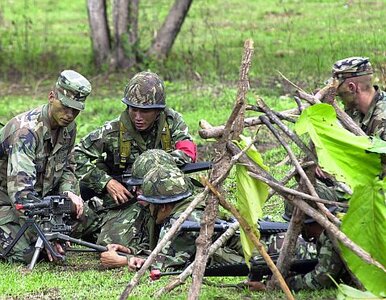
[150,254,318,281]
[0,194,118,270]
[179,219,289,237]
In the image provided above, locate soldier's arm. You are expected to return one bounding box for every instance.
[167,109,197,165]
[58,126,79,195]
[6,128,39,203]
[152,219,198,271]
[286,232,344,291]
[74,127,114,194]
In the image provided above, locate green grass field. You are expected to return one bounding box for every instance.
[0,0,385,299]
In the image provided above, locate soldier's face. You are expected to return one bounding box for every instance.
[48,92,80,129]
[336,81,358,110]
[128,107,160,131]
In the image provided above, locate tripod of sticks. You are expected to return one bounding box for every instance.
[119,39,385,300]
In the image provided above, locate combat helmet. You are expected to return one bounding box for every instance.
[122,71,166,109]
[126,149,177,186]
[55,70,92,111]
[137,165,192,204]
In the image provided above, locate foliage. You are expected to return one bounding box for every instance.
[1,0,386,92]
[233,135,269,265]
[294,103,386,297]
[295,104,381,188]
[336,284,380,300]
[340,180,386,297]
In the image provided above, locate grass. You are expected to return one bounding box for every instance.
[0,0,384,299]
[0,253,337,300]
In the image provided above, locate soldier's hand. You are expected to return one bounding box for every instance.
[106,179,134,204]
[65,191,84,219]
[245,280,266,292]
[128,257,145,271]
[46,242,66,262]
[106,243,131,254]
[100,244,130,268]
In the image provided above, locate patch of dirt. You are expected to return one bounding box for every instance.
[264,9,302,19]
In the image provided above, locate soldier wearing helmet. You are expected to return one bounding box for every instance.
[0,70,92,263]
[74,71,196,217]
[99,162,246,272]
[96,150,179,247]
[331,57,386,140]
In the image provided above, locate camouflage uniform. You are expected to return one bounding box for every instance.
[0,70,91,263]
[96,150,178,247]
[75,72,195,213]
[136,166,246,271]
[286,232,350,291]
[347,87,386,140]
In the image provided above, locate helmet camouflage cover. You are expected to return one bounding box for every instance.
[55,70,92,111]
[332,57,373,82]
[122,71,166,109]
[126,149,177,186]
[138,165,192,204]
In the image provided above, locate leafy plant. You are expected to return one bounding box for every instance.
[294,103,386,297]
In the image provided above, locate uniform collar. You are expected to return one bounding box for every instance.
[362,86,381,128]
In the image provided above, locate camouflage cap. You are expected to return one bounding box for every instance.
[126,149,177,186]
[55,70,92,111]
[332,57,373,81]
[122,71,166,109]
[137,165,192,204]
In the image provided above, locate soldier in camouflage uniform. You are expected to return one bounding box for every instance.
[100,163,317,274]
[74,71,196,214]
[332,56,386,140]
[0,70,92,263]
[96,149,178,249]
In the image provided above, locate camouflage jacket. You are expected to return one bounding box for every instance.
[152,199,205,271]
[74,108,194,194]
[0,104,79,223]
[286,232,349,291]
[347,86,386,140]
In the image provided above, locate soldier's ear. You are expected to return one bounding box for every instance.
[347,82,357,94]
[48,91,56,103]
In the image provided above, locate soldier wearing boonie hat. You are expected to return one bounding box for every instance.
[55,70,92,111]
[0,69,92,264]
[331,56,386,144]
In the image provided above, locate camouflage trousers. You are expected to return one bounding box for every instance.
[96,202,153,250]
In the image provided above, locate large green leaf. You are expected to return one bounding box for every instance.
[234,135,269,265]
[294,104,381,188]
[336,284,380,300]
[368,137,386,154]
[340,178,386,297]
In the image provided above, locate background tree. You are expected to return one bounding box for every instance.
[87,0,193,69]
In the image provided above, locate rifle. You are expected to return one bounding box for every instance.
[0,194,124,270]
[80,161,213,209]
[150,254,318,281]
[179,219,289,236]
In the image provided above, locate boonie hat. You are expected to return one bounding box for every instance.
[56,70,92,111]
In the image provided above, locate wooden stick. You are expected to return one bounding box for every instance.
[188,39,254,300]
[226,142,386,273]
[202,177,295,300]
[119,190,209,299]
[154,221,240,297]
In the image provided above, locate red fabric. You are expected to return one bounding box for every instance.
[175,140,197,162]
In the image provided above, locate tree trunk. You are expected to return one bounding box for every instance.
[147,0,193,59]
[87,0,111,67]
[111,0,131,69]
